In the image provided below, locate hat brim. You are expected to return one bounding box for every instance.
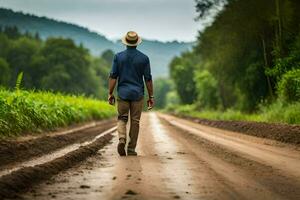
[121,36,142,46]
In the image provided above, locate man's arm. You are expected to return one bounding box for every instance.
[108,55,118,105]
[109,78,117,95]
[144,57,154,109]
[145,80,154,97]
[146,80,154,109]
[108,78,117,105]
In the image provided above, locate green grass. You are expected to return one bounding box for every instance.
[167,101,300,124]
[0,89,116,137]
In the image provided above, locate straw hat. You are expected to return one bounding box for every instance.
[121,31,142,46]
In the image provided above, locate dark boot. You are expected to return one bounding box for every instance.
[117,138,126,156]
[127,147,137,156]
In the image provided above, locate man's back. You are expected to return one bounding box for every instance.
[108,31,154,156]
[110,46,152,101]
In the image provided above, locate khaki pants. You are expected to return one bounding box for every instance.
[117,97,144,152]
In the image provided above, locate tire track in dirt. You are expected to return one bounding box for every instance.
[20,113,276,200]
[159,113,300,177]
[173,114,300,145]
[159,113,300,200]
[17,112,300,200]
[0,119,116,170]
[0,129,115,199]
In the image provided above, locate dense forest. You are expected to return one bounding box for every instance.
[0,26,112,99]
[165,0,300,113]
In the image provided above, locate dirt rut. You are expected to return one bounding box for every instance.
[20,113,300,200]
[0,119,116,170]
[173,114,300,145]
[0,131,114,199]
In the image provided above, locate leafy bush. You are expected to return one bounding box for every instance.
[0,89,116,137]
[278,69,300,102]
[194,70,220,109]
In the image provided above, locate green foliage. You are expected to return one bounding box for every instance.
[154,78,174,108]
[101,49,114,65]
[0,33,10,58]
[259,101,300,124]
[195,0,226,19]
[194,70,220,109]
[15,72,23,91]
[7,36,40,87]
[0,58,10,85]
[167,104,257,121]
[278,69,300,102]
[169,52,198,104]
[170,101,300,124]
[167,0,300,124]
[169,0,300,113]
[238,62,269,111]
[165,91,180,108]
[268,32,300,81]
[0,89,116,137]
[37,38,101,97]
[0,27,110,99]
[3,26,21,39]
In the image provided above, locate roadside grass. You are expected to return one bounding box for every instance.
[0,89,116,137]
[167,102,300,125]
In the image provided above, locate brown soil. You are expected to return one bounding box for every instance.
[20,113,300,200]
[0,119,116,170]
[160,117,300,199]
[0,133,113,199]
[174,114,300,145]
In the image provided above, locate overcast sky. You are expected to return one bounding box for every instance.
[0,0,204,42]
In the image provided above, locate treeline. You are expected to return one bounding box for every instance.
[0,8,117,54]
[170,0,300,112]
[0,26,113,99]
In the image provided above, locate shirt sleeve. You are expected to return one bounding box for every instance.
[109,55,119,79]
[143,57,152,81]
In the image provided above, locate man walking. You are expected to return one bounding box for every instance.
[108,31,154,156]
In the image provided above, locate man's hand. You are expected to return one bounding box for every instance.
[147,97,155,110]
[108,94,115,105]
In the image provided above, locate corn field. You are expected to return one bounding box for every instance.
[0,89,116,137]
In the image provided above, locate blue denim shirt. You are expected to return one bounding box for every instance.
[109,47,152,101]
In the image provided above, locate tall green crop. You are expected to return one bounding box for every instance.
[0,89,116,137]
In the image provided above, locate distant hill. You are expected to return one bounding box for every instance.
[0,8,193,77]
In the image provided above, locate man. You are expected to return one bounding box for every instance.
[108,31,154,156]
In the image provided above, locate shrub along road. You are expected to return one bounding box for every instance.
[0,112,296,199]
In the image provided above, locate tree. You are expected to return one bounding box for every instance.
[0,26,110,98]
[166,91,180,108]
[169,0,300,112]
[154,78,173,108]
[6,37,40,88]
[101,49,114,65]
[37,38,101,97]
[194,70,220,109]
[90,55,110,91]
[0,58,10,86]
[169,52,198,104]
[0,33,10,58]
[3,26,21,39]
[277,69,300,102]
[195,0,227,19]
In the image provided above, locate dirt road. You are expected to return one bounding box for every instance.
[3,112,300,199]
